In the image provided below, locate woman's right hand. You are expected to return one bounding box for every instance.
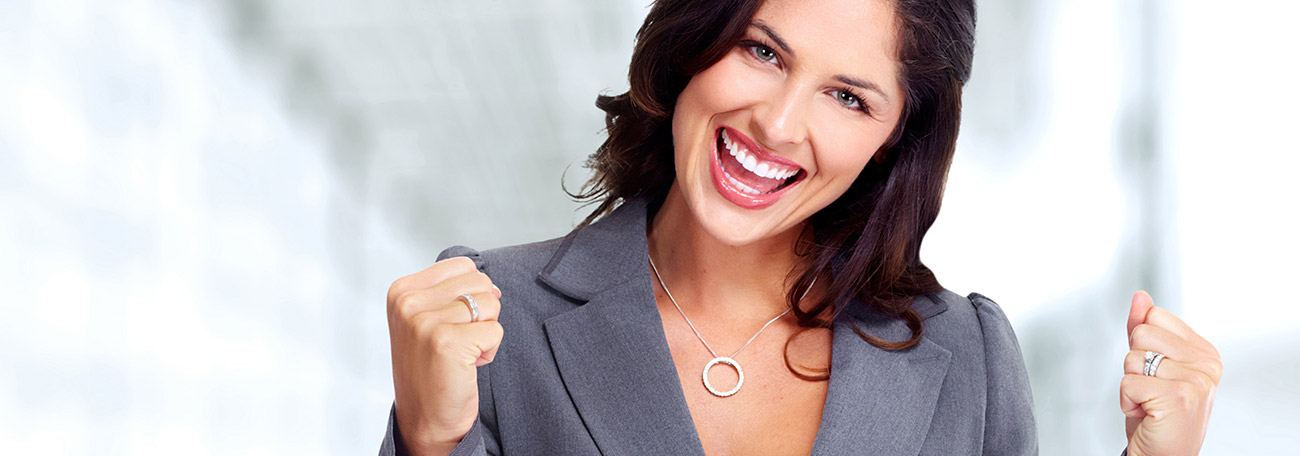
[388,256,504,456]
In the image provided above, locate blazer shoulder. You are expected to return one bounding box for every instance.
[436,235,568,279]
[919,290,1024,366]
[921,289,1013,332]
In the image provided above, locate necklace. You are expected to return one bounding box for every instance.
[648,255,817,397]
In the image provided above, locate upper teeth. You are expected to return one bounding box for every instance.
[722,130,798,180]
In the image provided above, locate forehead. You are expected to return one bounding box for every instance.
[752,0,902,89]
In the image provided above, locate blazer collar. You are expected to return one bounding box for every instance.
[537,198,953,455]
[537,198,652,302]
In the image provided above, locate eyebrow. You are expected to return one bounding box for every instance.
[835,75,891,103]
[750,21,891,104]
[751,21,793,57]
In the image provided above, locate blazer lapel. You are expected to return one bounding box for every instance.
[535,199,953,455]
[812,300,953,455]
[539,200,706,455]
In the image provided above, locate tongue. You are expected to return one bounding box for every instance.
[720,148,785,194]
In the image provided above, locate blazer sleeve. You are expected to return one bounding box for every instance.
[970,293,1039,454]
[379,246,502,456]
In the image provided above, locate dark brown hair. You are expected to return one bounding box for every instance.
[571,0,977,379]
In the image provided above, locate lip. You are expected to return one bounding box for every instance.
[708,126,804,210]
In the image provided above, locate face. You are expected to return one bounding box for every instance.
[670,0,905,246]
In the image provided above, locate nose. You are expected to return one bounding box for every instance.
[750,80,811,148]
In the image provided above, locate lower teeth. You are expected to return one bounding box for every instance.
[729,175,763,195]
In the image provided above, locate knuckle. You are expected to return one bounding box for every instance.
[393,291,419,317]
[471,271,494,288]
[441,256,476,271]
[412,312,440,333]
[1120,373,1137,388]
[1130,324,1151,343]
[428,326,458,353]
[1192,371,1215,392]
[1119,374,1136,393]
[1206,358,1224,382]
[1174,382,1198,409]
[1125,350,1142,370]
[387,276,413,304]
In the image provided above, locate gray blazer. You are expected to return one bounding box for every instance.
[380,199,1038,455]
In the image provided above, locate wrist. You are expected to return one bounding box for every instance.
[400,424,468,456]
[394,413,467,456]
[401,435,459,456]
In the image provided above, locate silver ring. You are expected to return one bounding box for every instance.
[1143,351,1166,377]
[458,294,480,323]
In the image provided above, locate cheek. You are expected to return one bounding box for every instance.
[812,125,878,185]
[675,54,772,124]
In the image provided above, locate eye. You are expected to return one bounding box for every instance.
[748,44,778,64]
[832,89,870,114]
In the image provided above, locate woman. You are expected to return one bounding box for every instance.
[382,0,1221,454]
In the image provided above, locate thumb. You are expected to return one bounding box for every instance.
[1127,290,1155,338]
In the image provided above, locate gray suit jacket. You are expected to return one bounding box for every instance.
[380,199,1038,455]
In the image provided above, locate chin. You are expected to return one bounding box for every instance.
[686,188,812,247]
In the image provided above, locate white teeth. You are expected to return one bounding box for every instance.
[720,129,800,181]
[727,174,763,195]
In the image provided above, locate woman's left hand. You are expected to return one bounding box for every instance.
[1121,291,1222,455]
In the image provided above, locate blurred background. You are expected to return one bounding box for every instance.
[1,0,1296,454]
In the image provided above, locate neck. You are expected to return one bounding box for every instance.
[647,185,809,320]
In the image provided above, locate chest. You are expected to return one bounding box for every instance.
[658,306,832,455]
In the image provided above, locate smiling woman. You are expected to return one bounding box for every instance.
[581,0,965,358]
[380,0,1220,455]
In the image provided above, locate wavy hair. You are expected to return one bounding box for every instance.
[570,0,977,379]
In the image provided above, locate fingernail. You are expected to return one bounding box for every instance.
[492,285,502,298]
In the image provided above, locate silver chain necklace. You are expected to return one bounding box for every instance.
[648,255,817,397]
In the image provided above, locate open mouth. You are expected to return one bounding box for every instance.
[715,127,805,196]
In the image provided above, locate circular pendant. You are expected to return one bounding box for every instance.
[702,356,744,397]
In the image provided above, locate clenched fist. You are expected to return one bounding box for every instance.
[388,256,504,456]
[1121,291,1222,455]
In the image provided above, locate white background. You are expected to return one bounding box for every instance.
[1,0,1296,454]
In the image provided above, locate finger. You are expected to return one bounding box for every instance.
[476,336,502,367]
[1120,372,1211,424]
[1127,291,1155,336]
[389,256,481,300]
[433,291,502,324]
[1123,349,1203,381]
[1144,306,1214,352]
[1119,374,1172,420]
[390,271,496,319]
[424,319,505,367]
[1119,374,1152,442]
[1129,323,1205,361]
